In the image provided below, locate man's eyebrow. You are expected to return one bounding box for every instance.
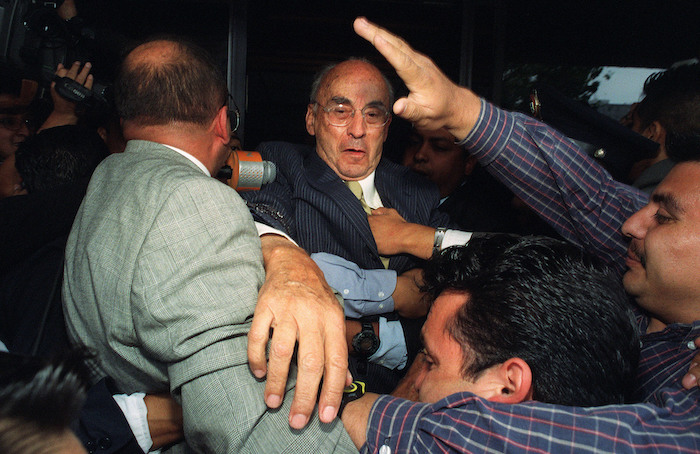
[329,96,351,105]
[652,192,685,214]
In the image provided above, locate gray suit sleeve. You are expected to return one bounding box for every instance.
[131,178,354,453]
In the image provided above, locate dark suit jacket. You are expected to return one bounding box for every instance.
[242,141,451,274]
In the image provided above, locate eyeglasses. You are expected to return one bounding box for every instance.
[0,115,31,132]
[314,101,390,128]
[228,95,241,134]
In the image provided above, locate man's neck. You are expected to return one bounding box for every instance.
[646,317,667,334]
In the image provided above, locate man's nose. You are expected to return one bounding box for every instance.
[413,142,430,162]
[346,110,367,138]
[621,204,652,239]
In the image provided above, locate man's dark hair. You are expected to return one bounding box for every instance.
[14,125,109,193]
[114,36,227,126]
[422,235,639,407]
[636,64,700,162]
[0,352,87,454]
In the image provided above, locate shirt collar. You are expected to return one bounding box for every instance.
[163,144,211,176]
[349,170,382,209]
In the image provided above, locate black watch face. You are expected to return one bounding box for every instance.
[352,330,380,357]
[357,335,376,352]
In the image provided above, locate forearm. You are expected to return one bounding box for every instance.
[393,269,427,318]
[144,394,184,450]
[341,393,379,449]
[463,100,645,273]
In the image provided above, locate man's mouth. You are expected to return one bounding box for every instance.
[627,242,646,268]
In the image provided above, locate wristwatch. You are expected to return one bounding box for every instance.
[338,380,366,418]
[351,321,380,357]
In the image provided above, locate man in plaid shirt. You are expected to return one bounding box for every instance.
[337,17,700,453]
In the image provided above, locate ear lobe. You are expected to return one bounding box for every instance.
[305,105,317,136]
[489,358,533,404]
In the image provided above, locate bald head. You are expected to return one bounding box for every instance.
[310,58,394,106]
[115,38,227,127]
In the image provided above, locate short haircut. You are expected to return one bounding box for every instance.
[115,37,227,126]
[14,125,109,193]
[309,58,395,107]
[422,235,639,407]
[636,64,700,162]
[0,352,87,454]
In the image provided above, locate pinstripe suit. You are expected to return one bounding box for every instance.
[241,141,451,274]
[62,140,355,453]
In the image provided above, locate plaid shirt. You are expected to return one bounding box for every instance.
[362,101,700,453]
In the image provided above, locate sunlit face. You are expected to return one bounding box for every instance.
[414,291,500,403]
[0,109,30,160]
[305,60,391,181]
[621,162,700,325]
[403,127,468,197]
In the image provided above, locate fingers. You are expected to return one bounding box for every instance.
[315,311,348,424]
[682,363,698,389]
[264,317,296,412]
[57,61,94,86]
[247,306,272,379]
[287,323,324,429]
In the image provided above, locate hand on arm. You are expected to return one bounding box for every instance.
[39,61,93,131]
[369,207,434,259]
[682,337,700,390]
[352,17,481,140]
[248,234,349,429]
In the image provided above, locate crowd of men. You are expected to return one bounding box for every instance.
[1,11,699,454]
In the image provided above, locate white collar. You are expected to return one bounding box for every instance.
[163,144,211,176]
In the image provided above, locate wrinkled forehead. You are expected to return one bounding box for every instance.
[318,63,391,106]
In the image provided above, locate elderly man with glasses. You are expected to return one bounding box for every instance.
[241,58,459,396]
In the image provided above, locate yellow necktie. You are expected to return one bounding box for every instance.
[346,180,390,268]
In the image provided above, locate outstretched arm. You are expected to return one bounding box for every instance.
[248,234,349,429]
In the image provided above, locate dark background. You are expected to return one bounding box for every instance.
[2,0,698,153]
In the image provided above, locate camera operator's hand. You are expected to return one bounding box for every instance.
[39,61,94,132]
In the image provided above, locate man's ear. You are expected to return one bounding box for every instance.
[305,104,317,136]
[213,106,230,143]
[464,155,477,177]
[489,358,533,404]
[643,120,666,144]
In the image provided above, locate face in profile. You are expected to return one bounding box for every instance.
[306,60,392,181]
[621,161,700,325]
